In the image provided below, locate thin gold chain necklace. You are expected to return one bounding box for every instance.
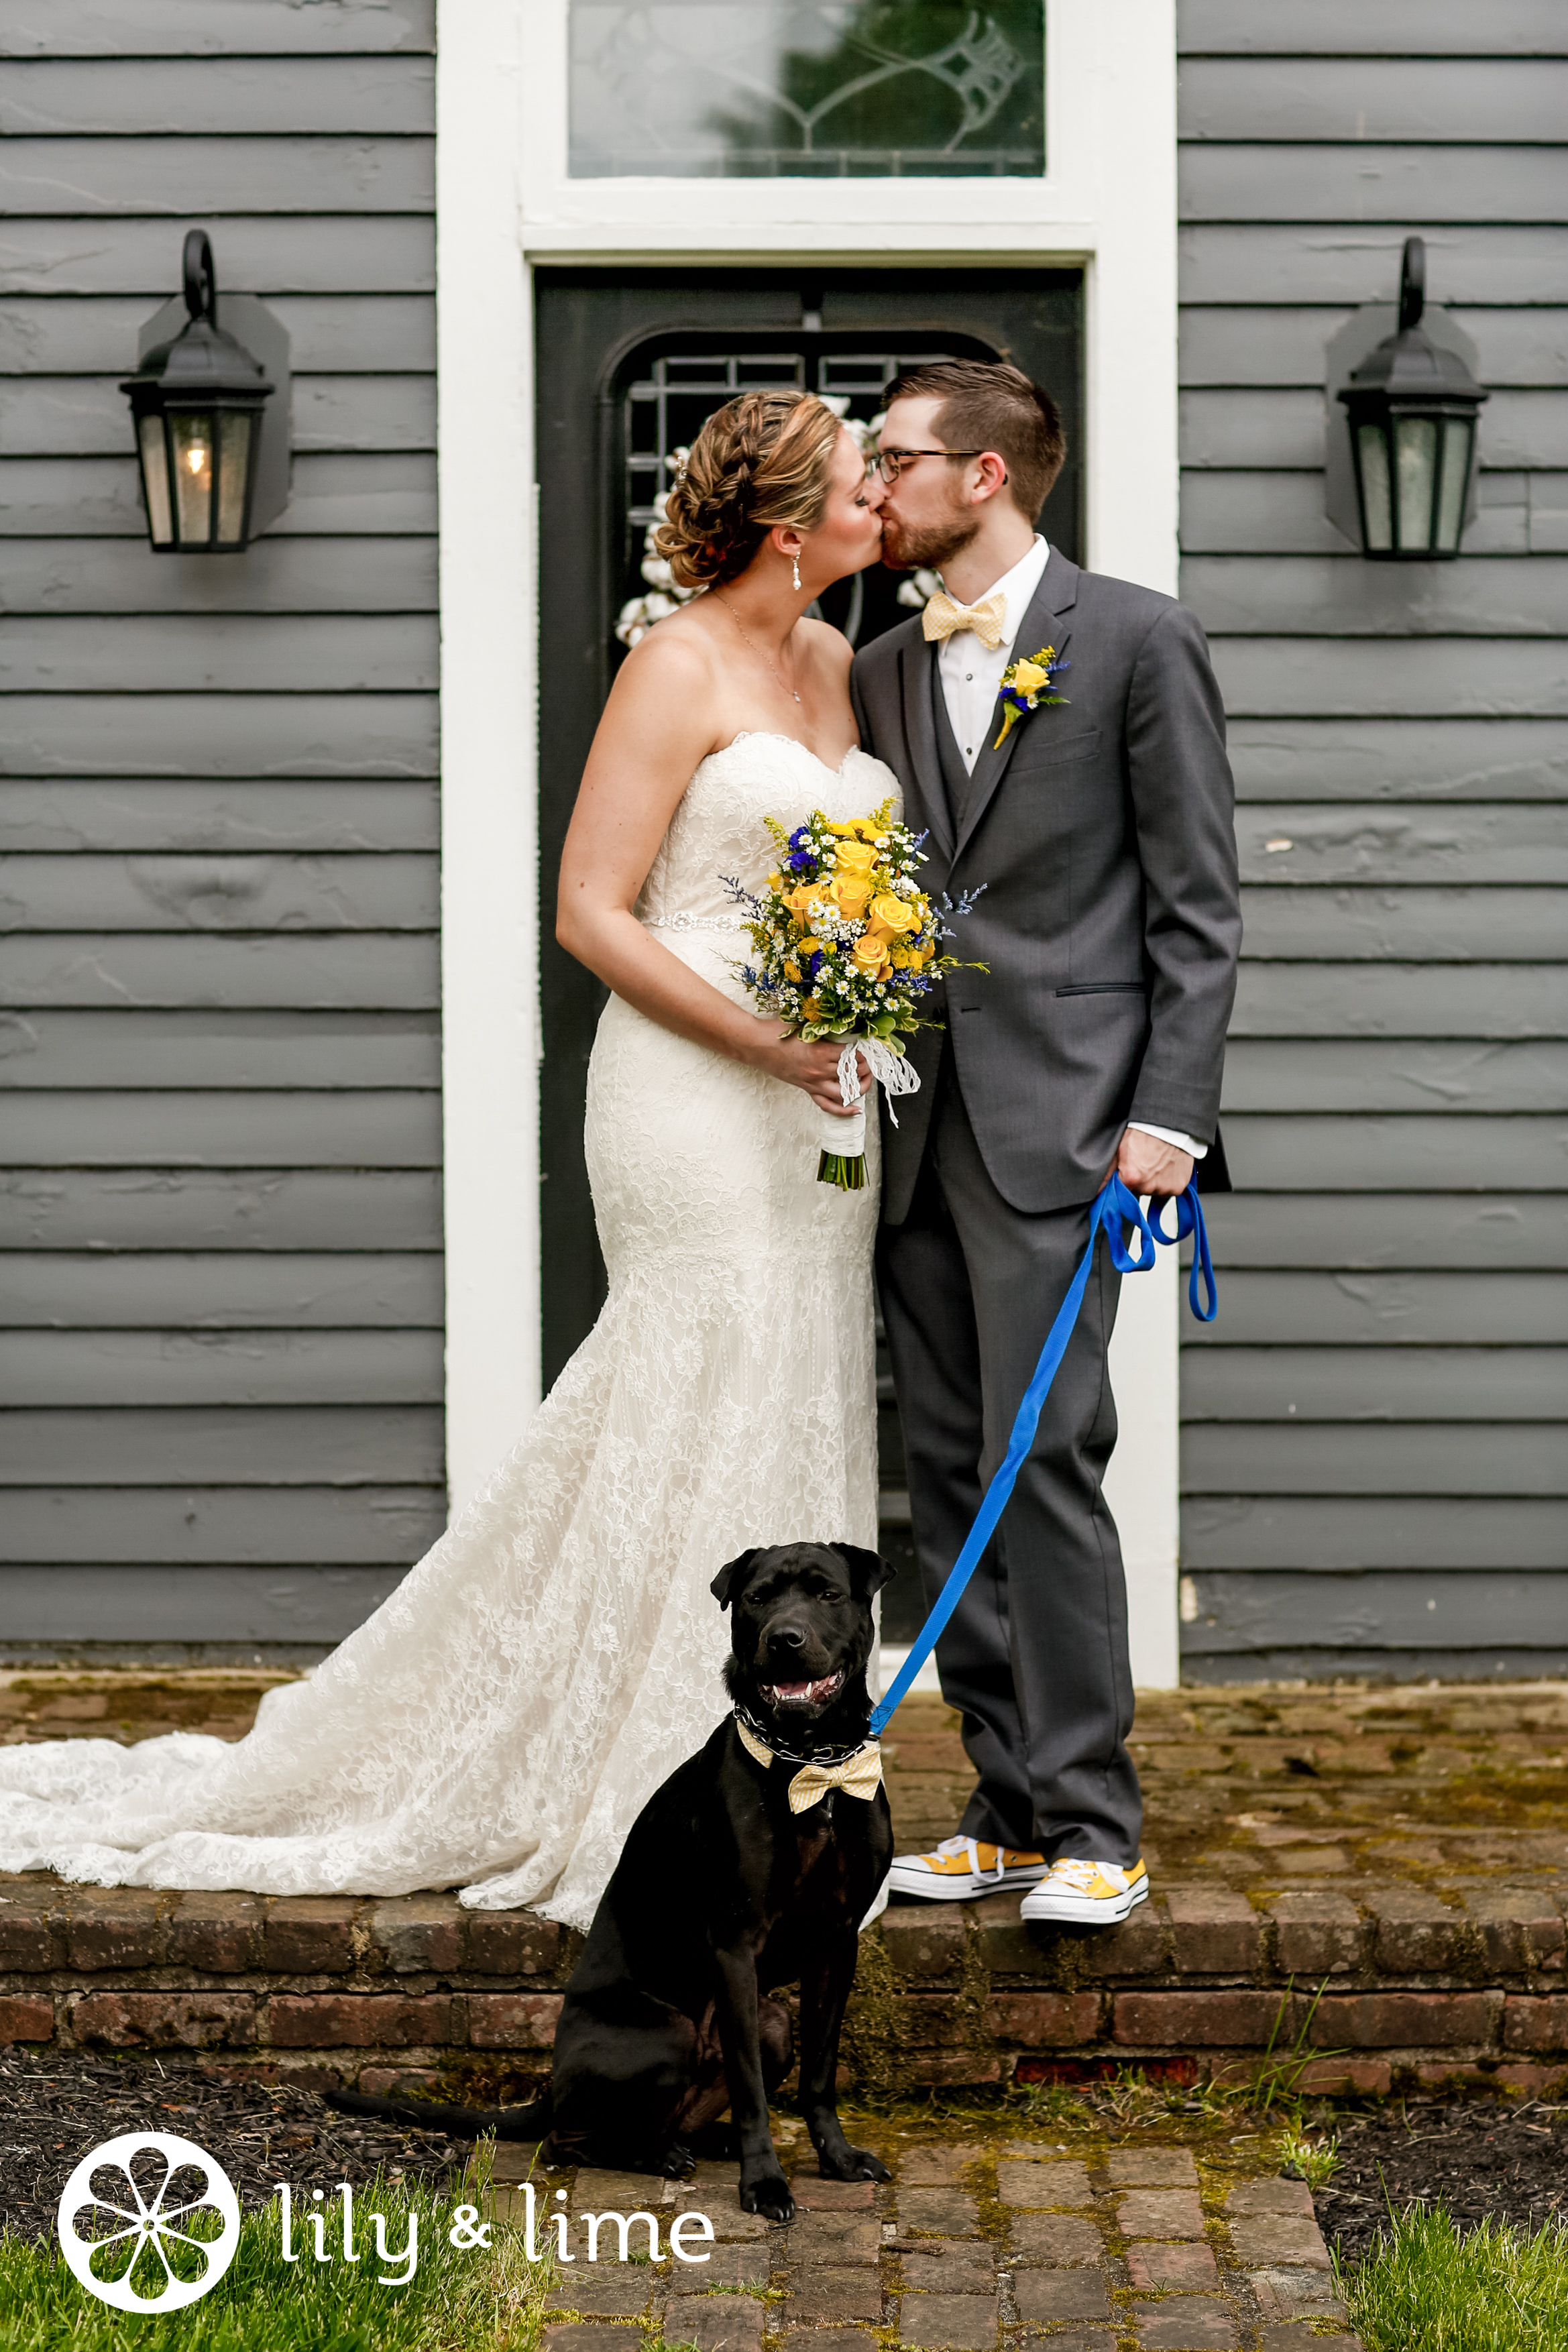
[714,594,801,704]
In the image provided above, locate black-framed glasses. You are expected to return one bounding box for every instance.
[866,446,985,483]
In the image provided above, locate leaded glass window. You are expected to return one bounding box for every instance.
[570,3,1046,178]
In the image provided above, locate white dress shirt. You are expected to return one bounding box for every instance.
[933,535,1205,1164]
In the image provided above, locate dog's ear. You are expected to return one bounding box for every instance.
[710,1547,762,1611]
[832,1543,896,1598]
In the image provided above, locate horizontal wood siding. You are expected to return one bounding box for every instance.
[1176,5,1568,1680]
[0,5,440,1653]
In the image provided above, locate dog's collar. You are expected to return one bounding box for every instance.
[734,1714,883,1814]
[732,1701,870,1771]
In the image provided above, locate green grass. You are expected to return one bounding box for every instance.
[1344,2203,1568,2352]
[0,2162,557,2352]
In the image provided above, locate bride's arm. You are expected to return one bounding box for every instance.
[556,626,858,1115]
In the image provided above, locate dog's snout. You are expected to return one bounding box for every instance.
[773,1626,807,1651]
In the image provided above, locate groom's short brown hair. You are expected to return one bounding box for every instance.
[884,359,1065,522]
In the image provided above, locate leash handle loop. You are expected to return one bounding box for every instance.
[868,1172,1217,1738]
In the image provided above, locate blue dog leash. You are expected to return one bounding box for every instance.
[868,1174,1217,1739]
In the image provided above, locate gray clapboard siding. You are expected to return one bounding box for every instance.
[1178,0,1568,56]
[0,58,434,135]
[1213,640,1568,719]
[1234,805,1568,885]
[2,375,434,457]
[0,1406,443,1485]
[0,1565,411,1646]
[0,139,433,215]
[1184,1498,1565,1572]
[1183,1424,1568,1496]
[1228,720,1568,801]
[1179,60,1568,143]
[1183,390,1568,473]
[0,935,439,1009]
[0,1169,441,1251]
[0,695,439,775]
[1,2,437,57]
[0,781,439,852]
[0,217,434,296]
[1,1252,443,1327]
[1220,1040,1568,1114]
[0,296,435,376]
[1184,473,1360,557]
[0,541,435,615]
[0,1009,441,1089]
[1239,888,1567,961]
[1180,1574,1568,1657]
[1182,146,1568,226]
[1180,306,1568,388]
[1182,1347,1568,1423]
[1182,1273,1568,1348]
[0,616,437,693]
[1200,1194,1568,1269]
[0,1091,441,1166]
[0,1329,443,1408]
[0,455,438,539]
[1232,966,1568,1038]
[1178,227,1568,308]
[1223,1117,1567,1192]
[1187,555,1568,637]
[0,853,437,931]
[1,1486,445,1563]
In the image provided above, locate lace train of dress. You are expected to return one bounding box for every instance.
[0,736,896,1931]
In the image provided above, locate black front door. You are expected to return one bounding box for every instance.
[535,266,1083,1388]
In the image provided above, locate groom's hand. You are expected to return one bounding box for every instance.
[1114,1127,1194,1199]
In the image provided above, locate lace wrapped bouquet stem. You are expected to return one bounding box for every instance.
[725,798,983,1190]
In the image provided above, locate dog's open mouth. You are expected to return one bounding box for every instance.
[762,1669,845,1710]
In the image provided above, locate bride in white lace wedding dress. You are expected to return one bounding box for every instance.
[0,393,895,1931]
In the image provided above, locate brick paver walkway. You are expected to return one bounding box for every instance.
[500,2127,1359,2352]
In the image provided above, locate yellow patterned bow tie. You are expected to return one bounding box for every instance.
[921,590,1007,650]
[736,1715,885,1813]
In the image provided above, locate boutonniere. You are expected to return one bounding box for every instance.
[994,647,1070,748]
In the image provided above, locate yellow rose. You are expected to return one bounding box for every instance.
[852,934,889,974]
[873,893,917,934]
[1010,659,1049,697]
[834,840,878,875]
[832,875,874,917]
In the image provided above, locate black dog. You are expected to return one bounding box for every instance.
[329,1540,895,2220]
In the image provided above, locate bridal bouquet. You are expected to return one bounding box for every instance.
[726,799,983,1190]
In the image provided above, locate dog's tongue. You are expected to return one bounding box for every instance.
[769,1671,841,1705]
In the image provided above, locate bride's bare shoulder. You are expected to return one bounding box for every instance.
[799,615,854,677]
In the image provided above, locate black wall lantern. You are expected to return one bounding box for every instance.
[121,230,276,552]
[1337,237,1488,560]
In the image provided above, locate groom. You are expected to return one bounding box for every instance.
[850,360,1240,1927]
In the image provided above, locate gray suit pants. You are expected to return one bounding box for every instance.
[877,1060,1143,1864]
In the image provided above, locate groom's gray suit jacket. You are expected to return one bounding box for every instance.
[850,551,1241,1223]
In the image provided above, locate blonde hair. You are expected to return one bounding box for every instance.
[654,390,843,590]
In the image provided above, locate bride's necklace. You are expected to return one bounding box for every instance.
[714,594,801,705]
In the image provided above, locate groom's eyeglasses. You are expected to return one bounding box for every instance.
[866,447,985,484]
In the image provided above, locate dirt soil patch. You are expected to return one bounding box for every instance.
[1316,2096,1568,2263]
[0,2050,465,2243]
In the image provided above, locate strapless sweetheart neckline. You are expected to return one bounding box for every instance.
[719,730,860,778]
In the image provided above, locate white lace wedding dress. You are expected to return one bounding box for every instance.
[0,735,897,1931]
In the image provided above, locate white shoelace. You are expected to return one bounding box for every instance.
[930,1834,1007,1881]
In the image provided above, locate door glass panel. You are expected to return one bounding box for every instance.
[570,2,1046,178]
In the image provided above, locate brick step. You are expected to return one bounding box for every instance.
[4,1873,1566,2102]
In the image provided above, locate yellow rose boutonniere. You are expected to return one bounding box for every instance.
[995,647,1070,748]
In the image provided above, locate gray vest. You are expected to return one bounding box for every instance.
[930,655,980,835]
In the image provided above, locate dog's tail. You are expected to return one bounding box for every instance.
[323,2084,553,2141]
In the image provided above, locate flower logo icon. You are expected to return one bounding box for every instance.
[58,2131,241,2312]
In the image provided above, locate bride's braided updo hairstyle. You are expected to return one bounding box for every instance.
[655,390,844,590]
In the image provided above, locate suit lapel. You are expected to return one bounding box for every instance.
[896,634,954,871]
[952,549,1080,866]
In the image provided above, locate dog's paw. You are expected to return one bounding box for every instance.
[661,2140,696,2178]
[820,2141,891,2184]
[739,2167,795,2223]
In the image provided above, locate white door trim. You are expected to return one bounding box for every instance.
[437,0,1182,1684]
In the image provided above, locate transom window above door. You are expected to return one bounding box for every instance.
[569,2,1046,178]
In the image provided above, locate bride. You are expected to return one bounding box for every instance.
[0,392,898,1932]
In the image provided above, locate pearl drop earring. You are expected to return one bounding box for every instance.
[791,553,801,592]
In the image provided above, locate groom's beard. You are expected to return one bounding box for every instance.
[880,505,979,573]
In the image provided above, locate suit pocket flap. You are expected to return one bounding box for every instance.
[1015,726,1101,769]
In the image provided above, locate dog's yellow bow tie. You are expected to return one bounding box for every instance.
[736,1716,884,1814]
[921,590,1006,650]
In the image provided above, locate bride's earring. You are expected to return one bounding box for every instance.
[791,553,801,592]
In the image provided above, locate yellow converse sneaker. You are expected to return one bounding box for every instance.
[1020,1856,1150,1925]
[887,1835,1048,1902]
